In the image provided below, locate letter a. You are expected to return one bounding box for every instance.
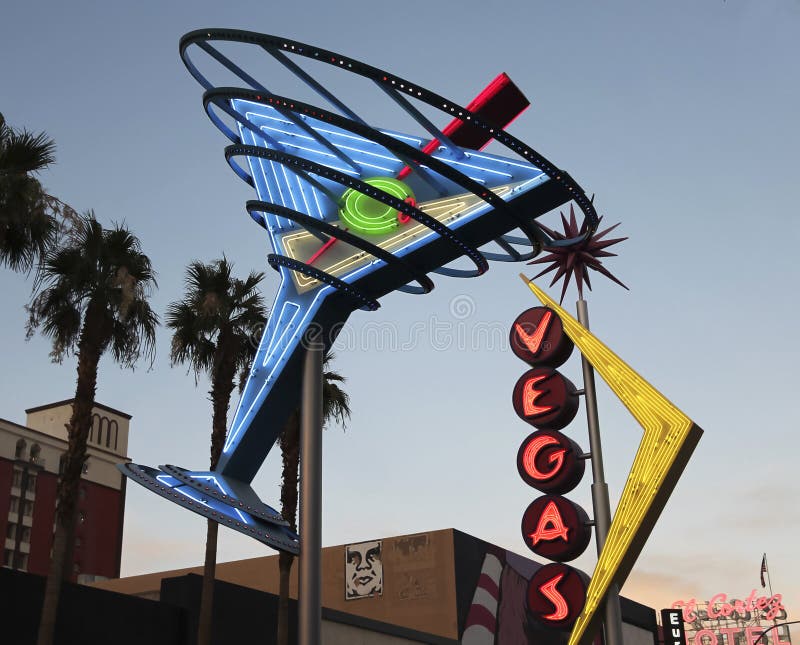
[530,500,570,545]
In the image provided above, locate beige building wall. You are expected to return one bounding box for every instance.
[93,529,460,640]
[19,400,132,489]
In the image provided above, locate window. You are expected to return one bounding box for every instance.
[3,549,13,566]
[17,553,28,570]
[109,420,119,450]
[81,460,89,474]
[20,527,31,543]
[22,500,33,517]
[11,469,22,488]
[5,523,16,540]
[90,413,101,444]
[9,497,19,514]
[27,473,37,491]
[29,444,41,464]
[15,438,26,459]
[98,416,109,447]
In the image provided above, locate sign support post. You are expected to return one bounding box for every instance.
[299,338,323,645]
[577,298,624,645]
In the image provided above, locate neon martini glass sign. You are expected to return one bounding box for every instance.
[120,29,601,554]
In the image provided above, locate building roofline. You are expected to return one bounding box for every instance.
[0,417,131,461]
[25,399,132,420]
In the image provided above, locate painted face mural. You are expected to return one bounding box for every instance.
[345,540,383,599]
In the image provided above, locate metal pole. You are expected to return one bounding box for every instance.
[754,621,800,645]
[299,338,323,645]
[577,298,624,645]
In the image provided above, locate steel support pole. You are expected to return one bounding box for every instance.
[577,298,624,645]
[299,339,323,645]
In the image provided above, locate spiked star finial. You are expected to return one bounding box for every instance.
[529,204,628,304]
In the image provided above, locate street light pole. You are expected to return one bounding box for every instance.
[577,298,624,645]
[298,338,323,645]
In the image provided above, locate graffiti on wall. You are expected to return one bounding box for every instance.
[345,540,383,600]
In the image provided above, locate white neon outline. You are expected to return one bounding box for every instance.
[189,475,250,524]
[224,286,331,454]
[295,174,312,217]
[277,140,392,174]
[156,474,181,487]
[280,164,299,211]
[311,183,324,219]
[465,151,542,171]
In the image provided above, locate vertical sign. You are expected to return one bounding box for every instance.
[661,609,686,645]
[511,306,590,629]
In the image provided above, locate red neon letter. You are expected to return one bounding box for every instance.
[539,573,569,621]
[719,628,741,645]
[765,594,785,620]
[529,501,570,545]
[707,593,727,619]
[672,600,698,624]
[776,628,792,645]
[515,310,552,356]
[746,627,765,645]
[522,435,566,481]
[523,374,553,417]
[694,630,717,645]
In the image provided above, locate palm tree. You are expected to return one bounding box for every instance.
[0,113,77,273]
[166,258,266,645]
[26,214,158,645]
[276,355,350,645]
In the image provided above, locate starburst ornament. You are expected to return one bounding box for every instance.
[530,204,628,303]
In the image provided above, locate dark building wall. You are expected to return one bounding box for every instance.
[0,458,11,541]
[160,574,457,645]
[1,568,455,645]
[1,567,187,645]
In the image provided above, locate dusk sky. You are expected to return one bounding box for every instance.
[2,0,799,637]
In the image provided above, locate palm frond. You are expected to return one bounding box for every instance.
[27,212,159,366]
[0,120,55,175]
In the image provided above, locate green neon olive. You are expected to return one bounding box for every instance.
[339,177,415,235]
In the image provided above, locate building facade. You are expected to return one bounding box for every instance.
[93,528,658,644]
[0,400,131,582]
[671,594,792,645]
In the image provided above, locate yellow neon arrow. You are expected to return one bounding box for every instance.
[519,275,703,645]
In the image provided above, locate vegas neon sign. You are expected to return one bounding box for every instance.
[673,591,787,623]
[521,277,703,645]
[510,305,592,627]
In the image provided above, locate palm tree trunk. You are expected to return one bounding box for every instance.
[277,550,295,645]
[197,519,219,645]
[277,412,300,645]
[196,338,237,645]
[37,313,104,645]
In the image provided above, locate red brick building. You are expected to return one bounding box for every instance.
[0,400,131,582]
